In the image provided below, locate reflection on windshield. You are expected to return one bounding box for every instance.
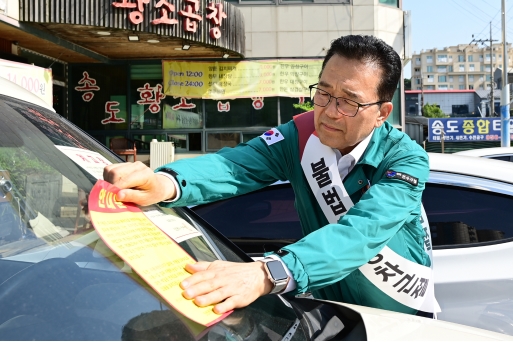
[0,95,305,341]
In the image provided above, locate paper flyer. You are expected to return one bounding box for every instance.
[88,179,231,327]
[55,145,112,180]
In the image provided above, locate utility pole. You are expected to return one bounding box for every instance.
[491,21,494,115]
[501,0,510,147]
[420,71,424,115]
[471,22,498,116]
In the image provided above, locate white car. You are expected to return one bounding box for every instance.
[1,76,512,340]
[429,153,513,334]
[454,147,513,162]
[193,152,513,336]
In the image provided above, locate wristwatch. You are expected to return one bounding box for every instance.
[261,258,290,294]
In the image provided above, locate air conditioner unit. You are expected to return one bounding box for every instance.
[150,141,175,170]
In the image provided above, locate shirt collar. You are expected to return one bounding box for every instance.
[334,129,375,164]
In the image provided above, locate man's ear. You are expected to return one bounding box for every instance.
[375,102,393,127]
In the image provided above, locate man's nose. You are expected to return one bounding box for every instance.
[325,98,342,119]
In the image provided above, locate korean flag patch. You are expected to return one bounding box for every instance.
[260,128,285,146]
[385,170,418,186]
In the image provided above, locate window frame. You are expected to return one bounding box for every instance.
[437,55,447,63]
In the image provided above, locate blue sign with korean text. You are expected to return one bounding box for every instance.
[428,118,513,142]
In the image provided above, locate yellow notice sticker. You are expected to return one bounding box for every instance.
[89,180,231,327]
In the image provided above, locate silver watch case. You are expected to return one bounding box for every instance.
[262,259,289,294]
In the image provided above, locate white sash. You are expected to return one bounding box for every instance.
[301,133,440,313]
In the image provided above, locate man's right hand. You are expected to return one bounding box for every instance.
[103,161,176,206]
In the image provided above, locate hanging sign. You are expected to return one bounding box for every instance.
[162,59,323,99]
[0,59,53,107]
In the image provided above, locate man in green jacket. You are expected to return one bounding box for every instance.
[104,35,437,316]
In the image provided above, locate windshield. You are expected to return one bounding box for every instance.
[0,94,306,341]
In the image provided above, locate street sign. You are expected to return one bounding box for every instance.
[428,117,513,142]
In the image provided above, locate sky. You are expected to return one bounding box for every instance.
[402,0,513,78]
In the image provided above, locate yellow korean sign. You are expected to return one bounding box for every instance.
[162,59,323,99]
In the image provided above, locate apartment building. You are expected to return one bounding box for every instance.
[411,43,513,91]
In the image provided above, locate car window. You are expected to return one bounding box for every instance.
[194,171,513,253]
[0,95,306,341]
[424,174,513,248]
[488,155,513,162]
[191,185,303,256]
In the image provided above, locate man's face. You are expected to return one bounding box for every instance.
[313,54,393,154]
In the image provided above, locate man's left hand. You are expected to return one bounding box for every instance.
[181,260,273,314]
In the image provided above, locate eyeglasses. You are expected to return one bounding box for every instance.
[309,84,385,117]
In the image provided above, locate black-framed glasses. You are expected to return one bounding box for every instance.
[309,84,386,117]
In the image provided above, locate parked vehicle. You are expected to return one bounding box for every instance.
[0,77,511,340]
[454,147,513,162]
[192,152,513,336]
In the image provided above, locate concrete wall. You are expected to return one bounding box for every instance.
[238,0,405,59]
[0,0,20,20]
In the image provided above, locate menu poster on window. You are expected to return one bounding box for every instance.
[162,59,323,99]
[88,180,231,327]
[163,103,203,129]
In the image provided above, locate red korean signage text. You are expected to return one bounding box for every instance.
[112,0,228,38]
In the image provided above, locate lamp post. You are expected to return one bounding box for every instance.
[490,21,495,117]
[501,0,510,147]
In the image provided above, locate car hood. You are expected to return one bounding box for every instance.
[320,300,513,341]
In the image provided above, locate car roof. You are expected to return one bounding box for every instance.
[428,152,513,183]
[0,76,55,111]
[265,153,513,188]
[453,147,513,157]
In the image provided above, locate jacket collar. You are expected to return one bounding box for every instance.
[357,121,391,168]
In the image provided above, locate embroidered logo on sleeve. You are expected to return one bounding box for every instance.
[385,170,419,186]
[260,128,285,146]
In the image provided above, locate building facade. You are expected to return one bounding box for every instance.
[405,90,481,117]
[1,0,408,160]
[411,43,513,92]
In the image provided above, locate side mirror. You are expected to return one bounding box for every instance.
[0,178,12,198]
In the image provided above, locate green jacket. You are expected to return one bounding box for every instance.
[158,113,430,314]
